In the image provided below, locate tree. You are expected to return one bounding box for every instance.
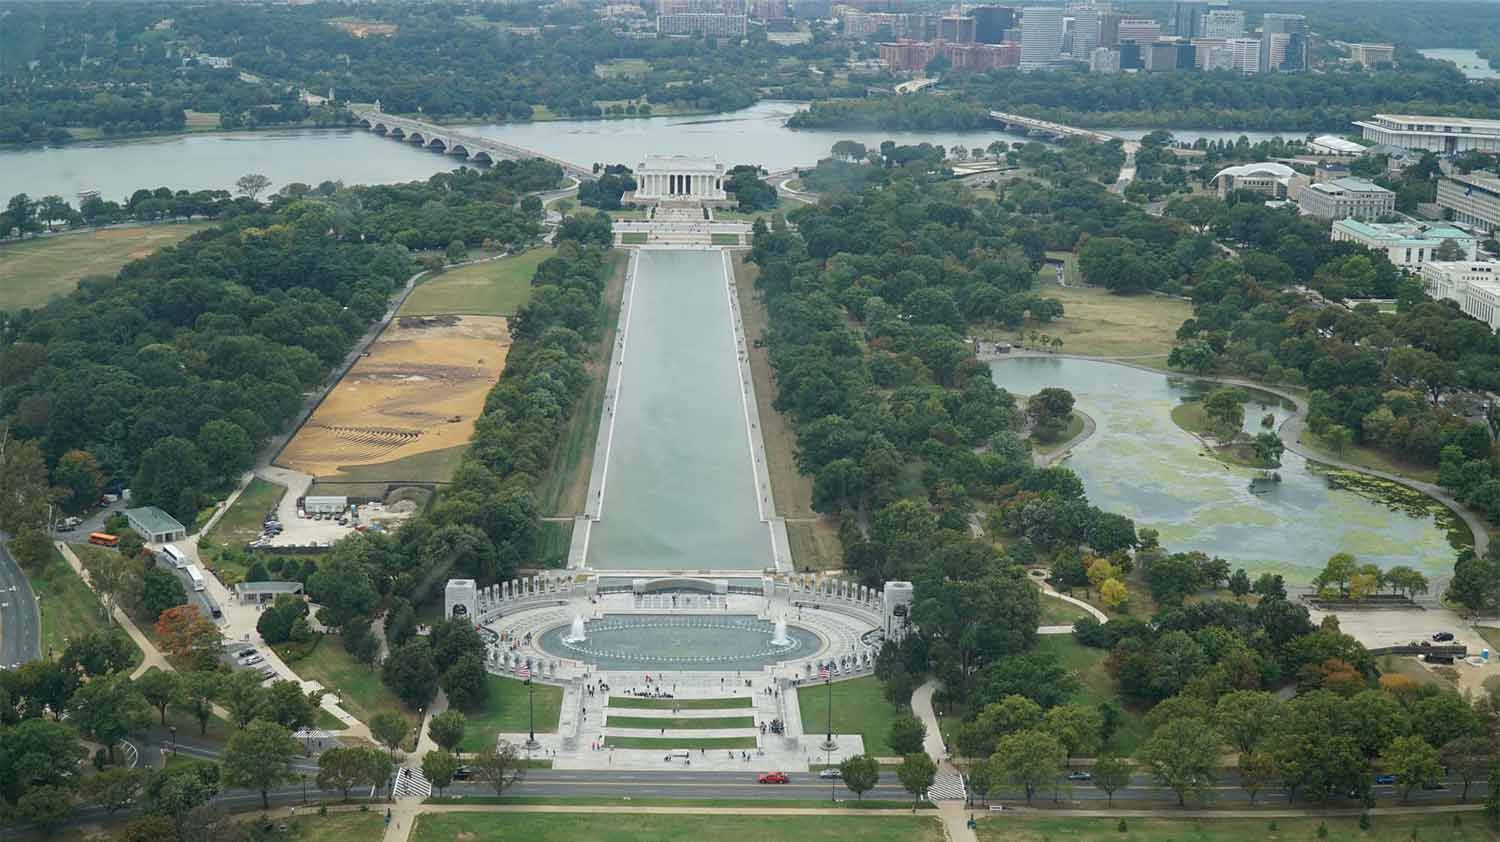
[1138,718,1220,806]
[441,654,490,711]
[235,173,272,200]
[382,640,439,710]
[1253,432,1284,468]
[1442,736,1493,802]
[991,729,1065,805]
[142,567,187,620]
[888,714,928,756]
[0,439,60,536]
[1100,578,1128,611]
[423,749,461,796]
[1044,704,1102,767]
[66,673,152,764]
[1381,735,1441,803]
[1238,751,1278,805]
[1487,762,1500,826]
[87,550,143,622]
[471,741,525,796]
[83,767,146,815]
[840,754,880,801]
[154,605,221,669]
[1091,755,1131,807]
[1323,424,1353,456]
[220,669,266,729]
[262,679,323,732]
[256,593,307,644]
[223,720,300,809]
[1313,552,1359,597]
[896,752,937,811]
[1027,388,1075,442]
[54,449,104,513]
[144,758,220,838]
[370,711,411,757]
[1213,691,1278,754]
[317,747,366,802]
[1201,387,1248,441]
[16,785,72,835]
[61,629,137,677]
[1228,568,1251,600]
[170,670,220,737]
[137,669,180,726]
[429,709,468,753]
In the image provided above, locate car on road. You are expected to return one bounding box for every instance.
[236,649,257,659]
[237,654,264,667]
[1066,771,1092,781]
[1432,631,1455,642]
[818,768,841,779]
[758,772,789,784]
[1374,774,1397,785]
[452,766,472,781]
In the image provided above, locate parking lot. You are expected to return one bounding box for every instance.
[250,484,416,550]
[1311,604,1500,696]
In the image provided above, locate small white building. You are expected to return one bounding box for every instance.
[1420,261,1500,329]
[633,154,728,201]
[303,495,348,514]
[1298,177,1394,221]
[1330,220,1478,269]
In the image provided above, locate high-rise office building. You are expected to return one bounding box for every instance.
[1260,12,1306,72]
[1172,0,1206,38]
[1019,6,1064,70]
[968,5,1017,44]
[1202,8,1243,38]
[1348,43,1395,68]
[938,15,977,42]
[1090,46,1120,72]
[1228,36,1260,73]
[1098,10,1120,46]
[1117,17,1161,43]
[1069,9,1101,56]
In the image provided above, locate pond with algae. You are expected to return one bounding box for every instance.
[990,357,1467,583]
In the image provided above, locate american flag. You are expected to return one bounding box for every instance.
[518,663,530,679]
[819,663,830,680]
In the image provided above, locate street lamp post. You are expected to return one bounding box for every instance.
[524,679,540,752]
[169,725,177,756]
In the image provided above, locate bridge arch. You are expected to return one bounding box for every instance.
[389,127,406,139]
[407,131,426,144]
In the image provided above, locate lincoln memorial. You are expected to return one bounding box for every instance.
[633,154,728,201]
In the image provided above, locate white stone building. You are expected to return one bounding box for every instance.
[1330,220,1478,269]
[1297,177,1395,221]
[1420,261,1500,329]
[1353,114,1500,154]
[633,154,729,201]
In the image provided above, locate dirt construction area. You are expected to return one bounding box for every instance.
[277,315,510,482]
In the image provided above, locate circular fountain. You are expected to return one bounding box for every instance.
[563,614,587,643]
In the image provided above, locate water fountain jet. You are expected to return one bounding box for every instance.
[563,614,587,643]
[772,616,790,646]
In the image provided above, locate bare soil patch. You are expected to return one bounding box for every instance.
[279,315,510,482]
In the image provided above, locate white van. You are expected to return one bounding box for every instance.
[185,564,206,592]
[160,544,188,569]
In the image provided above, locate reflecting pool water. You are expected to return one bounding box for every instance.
[990,357,1463,582]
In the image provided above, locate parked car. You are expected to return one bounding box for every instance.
[758,772,789,784]
[1374,774,1397,785]
[452,766,472,781]
[1066,771,1092,781]
[1432,631,1455,642]
[236,649,257,659]
[238,654,264,667]
[818,768,841,779]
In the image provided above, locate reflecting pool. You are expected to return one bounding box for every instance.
[536,614,819,670]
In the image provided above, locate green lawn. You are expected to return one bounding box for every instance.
[711,233,741,245]
[34,545,129,661]
[1037,592,1092,626]
[292,634,414,728]
[204,477,285,547]
[978,815,1499,842]
[797,675,903,757]
[413,813,945,842]
[609,696,753,710]
[1030,636,1148,754]
[400,247,554,316]
[537,520,574,568]
[288,811,389,842]
[604,715,756,729]
[0,222,212,311]
[603,736,758,749]
[457,675,564,753]
[1032,411,1085,455]
[620,232,648,244]
[594,58,651,78]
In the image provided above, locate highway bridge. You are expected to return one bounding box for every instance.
[989,110,1119,144]
[350,108,593,179]
[895,77,939,94]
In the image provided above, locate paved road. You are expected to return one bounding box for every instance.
[0,533,40,668]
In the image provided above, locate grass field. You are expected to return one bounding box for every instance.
[1037,591,1093,626]
[413,812,945,842]
[457,675,564,753]
[0,223,212,311]
[36,545,130,660]
[205,477,286,547]
[400,248,554,317]
[605,715,756,729]
[603,736,758,749]
[1032,411,1085,456]
[621,232,648,244]
[535,251,628,516]
[797,675,903,757]
[537,520,575,568]
[987,285,1191,357]
[787,518,843,571]
[1297,428,1440,484]
[292,634,415,729]
[978,815,1499,842]
[711,233,742,245]
[594,58,651,78]
[609,696,753,710]
[281,811,387,842]
[1030,635,1148,754]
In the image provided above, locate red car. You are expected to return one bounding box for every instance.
[758,772,789,784]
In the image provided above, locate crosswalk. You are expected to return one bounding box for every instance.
[927,772,967,801]
[393,767,432,798]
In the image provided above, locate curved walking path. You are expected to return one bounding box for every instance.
[995,352,1489,560]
